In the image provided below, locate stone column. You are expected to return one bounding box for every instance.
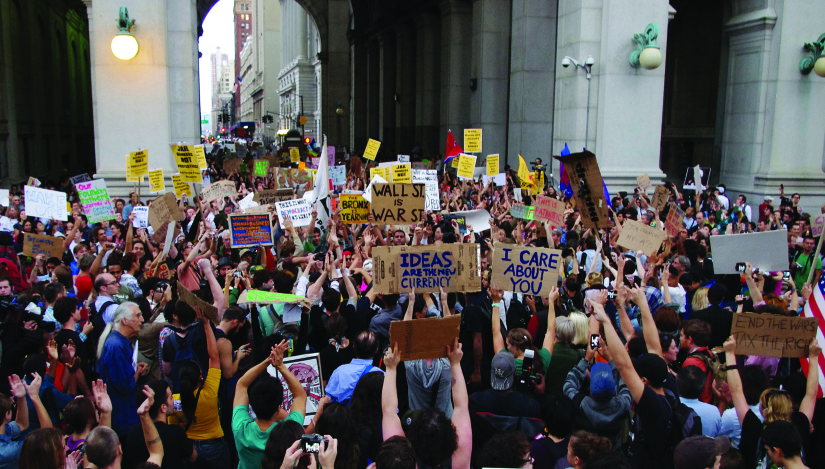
[296,2,308,59]
[470,0,510,167]
[395,23,416,155]
[367,39,380,141]
[439,0,472,156]
[350,33,368,153]
[322,0,351,149]
[415,11,441,156]
[378,32,397,153]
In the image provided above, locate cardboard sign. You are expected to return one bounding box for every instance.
[709,230,790,274]
[370,166,391,182]
[637,174,651,191]
[148,169,165,193]
[730,313,819,358]
[70,174,92,185]
[411,169,439,212]
[486,154,499,176]
[229,213,273,247]
[266,354,325,426]
[389,315,461,361]
[194,145,208,169]
[148,192,183,232]
[650,185,669,211]
[156,263,171,280]
[370,183,426,225]
[243,204,273,215]
[171,174,190,199]
[510,205,535,220]
[22,233,64,258]
[202,180,237,203]
[170,145,203,183]
[330,165,346,186]
[224,158,241,176]
[275,198,312,227]
[132,206,149,228]
[340,194,370,224]
[372,244,480,294]
[534,196,566,226]
[151,221,180,245]
[363,138,381,161]
[617,219,663,256]
[391,163,412,184]
[665,203,685,238]
[491,246,563,295]
[457,154,476,179]
[76,180,115,223]
[176,281,219,324]
[237,289,310,307]
[812,214,825,237]
[25,186,67,221]
[254,189,293,205]
[553,150,611,229]
[464,129,482,153]
[253,159,269,176]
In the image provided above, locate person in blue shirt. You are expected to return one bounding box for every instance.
[326,331,383,405]
[96,302,148,438]
[0,373,51,469]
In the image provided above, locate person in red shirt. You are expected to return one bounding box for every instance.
[680,319,714,403]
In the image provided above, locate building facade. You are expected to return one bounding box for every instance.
[251,0,282,142]
[239,39,255,123]
[234,0,252,117]
[210,46,229,135]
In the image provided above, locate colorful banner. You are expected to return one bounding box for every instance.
[229,213,274,247]
[76,180,115,223]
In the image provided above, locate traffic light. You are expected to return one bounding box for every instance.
[221,127,226,133]
[304,137,311,145]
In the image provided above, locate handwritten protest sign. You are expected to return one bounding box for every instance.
[709,230,789,274]
[617,219,663,256]
[224,158,241,176]
[510,205,535,220]
[370,184,426,225]
[202,180,237,203]
[464,129,482,152]
[132,206,149,228]
[243,204,273,215]
[730,313,819,358]
[176,281,219,324]
[554,150,611,229]
[229,213,273,247]
[534,195,566,226]
[24,186,68,221]
[70,174,92,186]
[411,169,439,212]
[363,138,381,161]
[665,203,685,238]
[253,159,269,176]
[370,166,391,182]
[170,145,203,183]
[371,244,480,294]
[275,198,312,227]
[812,214,825,237]
[194,145,208,169]
[148,192,183,232]
[237,289,311,307]
[491,246,562,296]
[329,165,346,186]
[340,194,370,224]
[389,315,461,361]
[254,189,293,206]
[76,180,115,223]
[23,233,64,258]
[637,174,651,191]
[650,185,669,211]
[457,154,476,179]
[148,169,165,193]
[486,154,499,176]
[392,163,412,184]
[266,354,325,426]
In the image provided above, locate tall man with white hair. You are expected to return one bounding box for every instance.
[97,302,148,438]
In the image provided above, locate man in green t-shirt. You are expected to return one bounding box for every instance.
[232,342,307,469]
[792,236,822,291]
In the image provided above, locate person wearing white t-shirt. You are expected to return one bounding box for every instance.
[660,264,687,313]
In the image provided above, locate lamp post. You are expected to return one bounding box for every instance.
[799,33,825,77]
[629,24,663,70]
[561,55,595,150]
[111,7,139,60]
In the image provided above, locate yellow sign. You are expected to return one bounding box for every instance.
[194,145,208,169]
[486,154,500,176]
[290,147,300,163]
[370,166,391,181]
[148,169,165,193]
[451,157,460,168]
[391,163,412,184]
[128,150,149,177]
[299,115,308,125]
[457,154,477,179]
[170,145,203,183]
[464,129,482,153]
[171,173,190,199]
[125,156,142,182]
[363,138,381,161]
[298,161,306,170]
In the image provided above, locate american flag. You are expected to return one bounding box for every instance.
[801,276,825,397]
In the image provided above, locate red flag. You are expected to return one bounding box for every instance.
[444,130,463,163]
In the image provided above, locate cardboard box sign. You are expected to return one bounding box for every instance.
[229,213,274,248]
[177,281,219,324]
[148,192,184,232]
[617,219,664,256]
[650,185,669,211]
[664,203,685,238]
[389,315,462,361]
[369,183,426,225]
[533,195,566,226]
[637,174,651,191]
[371,244,481,294]
[730,313,819,358]
[491,246,563,296]
[553,150,611,229]
[23,233,64,259]
[224,158,242,176]
[254,189,293,205]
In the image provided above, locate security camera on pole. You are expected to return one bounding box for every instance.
[561,55,595,150]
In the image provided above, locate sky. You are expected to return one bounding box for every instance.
[198,0,235,124]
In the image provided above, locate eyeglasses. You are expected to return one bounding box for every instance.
[105,281,120,287]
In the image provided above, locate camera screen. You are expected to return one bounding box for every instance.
[303,441,320,453]
[590,334,600,349]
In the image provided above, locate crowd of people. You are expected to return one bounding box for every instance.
[0,143,821,469]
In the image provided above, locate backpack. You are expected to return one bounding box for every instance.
[664,389,703,460]
[167,326,207,393]
[85,300,115,369]
[688,349,727,385]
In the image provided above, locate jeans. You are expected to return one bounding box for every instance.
[190,438,230,469]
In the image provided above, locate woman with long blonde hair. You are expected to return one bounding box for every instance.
[691,286,709,311]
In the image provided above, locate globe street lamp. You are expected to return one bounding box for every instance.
[111,7,139,61]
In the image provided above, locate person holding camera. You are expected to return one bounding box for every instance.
[791,235,821,291]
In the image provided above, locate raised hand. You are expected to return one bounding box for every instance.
[446,338,463,366]
[383,343,401,370]
[723,335,736,354]
[137,385,154,415]
[547,286,560,303]
[8,375,26,398]
[25,372,43,397]
[92,379,113,415]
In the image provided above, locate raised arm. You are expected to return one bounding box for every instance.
[633,285,662,357]
[448,339,472,469]
[196,307,220,369]
[799,339,821,422]
[404,289,416,321]
[489,286,505,353]
[273,341,307,417]
[197,258,226,318]
[381,344,405,440]
[614,283,635,341]
[543,287,559,353]
[8,375,29,432]
[137,386,164,466]
[91,379,113,429]
[234,346,278,408]
[723,336,750,426]
[25,373,51,429]
[744,263,763,304]
[592,296,646,403]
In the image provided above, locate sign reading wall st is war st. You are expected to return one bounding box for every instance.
[371,244,480,294]
[369,183,426,225]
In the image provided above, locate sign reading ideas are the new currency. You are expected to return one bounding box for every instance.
[77,180,116,223]
[370,183,426,225]
[170,145,203,183]
[24,186,68,221]
[491,246,562,296]
[371,244,481,294]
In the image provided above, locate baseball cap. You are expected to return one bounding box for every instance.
[674,436,731,469]
[490,351,516,391]
[54,232,66,239]
[239,248,252,258]
[633,353,669,387]
[589,362,616,401]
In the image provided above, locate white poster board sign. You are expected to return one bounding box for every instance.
[132,206,149,228]
[412,169,439,212]
[450,209,492,233]
[275,198,312,227]
[709,230,790,274]
[24,186,67,221]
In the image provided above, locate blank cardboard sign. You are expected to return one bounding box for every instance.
[709,230,789,274]
[389,315,461,361]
